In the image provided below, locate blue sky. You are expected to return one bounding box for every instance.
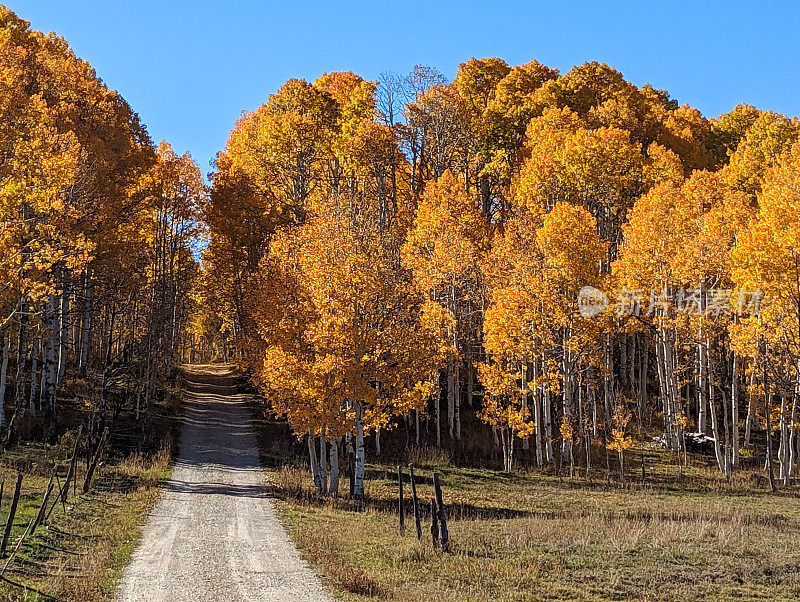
[9,1,800,176]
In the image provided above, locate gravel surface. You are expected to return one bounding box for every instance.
[116,365,332,602]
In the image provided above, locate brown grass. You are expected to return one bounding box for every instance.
[0,388,178,601]
[234,386,800,601]
[265,448,800,601]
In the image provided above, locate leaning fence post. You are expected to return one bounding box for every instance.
[398,465,405,534]
[62,425,83,503]
[45,471,66,522]
[83,427,109,493]
[430,497,440,548]
[409,464,422,539]
[32,467,55,534]
[433,472,449,552]
[1,472,23,557]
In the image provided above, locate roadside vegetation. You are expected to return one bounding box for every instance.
[200,49,800,504]
[0,382,180,601]
[250,403,800,601]
[8,2,800,599]
[0,9,199,599]
[202,39,800,601]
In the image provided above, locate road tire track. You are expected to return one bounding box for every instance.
[116,364,331,602]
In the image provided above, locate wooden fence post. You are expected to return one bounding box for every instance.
[398,465,405,535]
[83,427,109,493]
[0,518,34,582]
[409,463,422,539]
[62,425,83,503]
[433,472,449,552]
[45,471,66,522]
[31,468,55,534]
[430,498,440,548]
[1,472,23,557]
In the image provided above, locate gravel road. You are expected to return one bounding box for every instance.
[116,365,331,602]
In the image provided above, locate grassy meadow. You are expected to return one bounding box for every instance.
[251,405,800,601]
[0,383,180,601]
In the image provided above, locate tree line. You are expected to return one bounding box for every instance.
[0,8,203,448]
[197,58,800,496]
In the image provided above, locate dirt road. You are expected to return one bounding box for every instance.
[116,365,331,602]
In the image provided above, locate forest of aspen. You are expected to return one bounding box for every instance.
[4,3,800,599]
[199,55,800,497]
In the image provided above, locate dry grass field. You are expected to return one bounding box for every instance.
[0,385,179,601]
[253,412,800,601]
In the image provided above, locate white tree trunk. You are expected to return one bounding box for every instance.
[0,333,8,426]
[707,366,725,472]
[319,437,327,492]
[46,296,58,412]
[29,336,39,414]
[731,351,740,467]
[57,283,69,384]
[564,334,575,466]
[466,362,474,407]
[792,363,800,478]
[638,334,648,424]
[447,360,455,440]
[435,378,441,447]
[508,429,515,473]
[500,428,508,472]
[788,397,797,481]
[779,396,789,485]
[328,439,339,496]
[744,371,757,446]
[698,344,707,434]
[708,403,724,472]
[166,282,176,380]
[544,385,554,463]
[307,431,321,491]
[40,337,47,407]
[698,288,708,434]
[522,364,529,451]
[354,404,366,498]
[454,363,461,440]
[666,335,681,450]
[79,270,92,373]
[534,385,543,466]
